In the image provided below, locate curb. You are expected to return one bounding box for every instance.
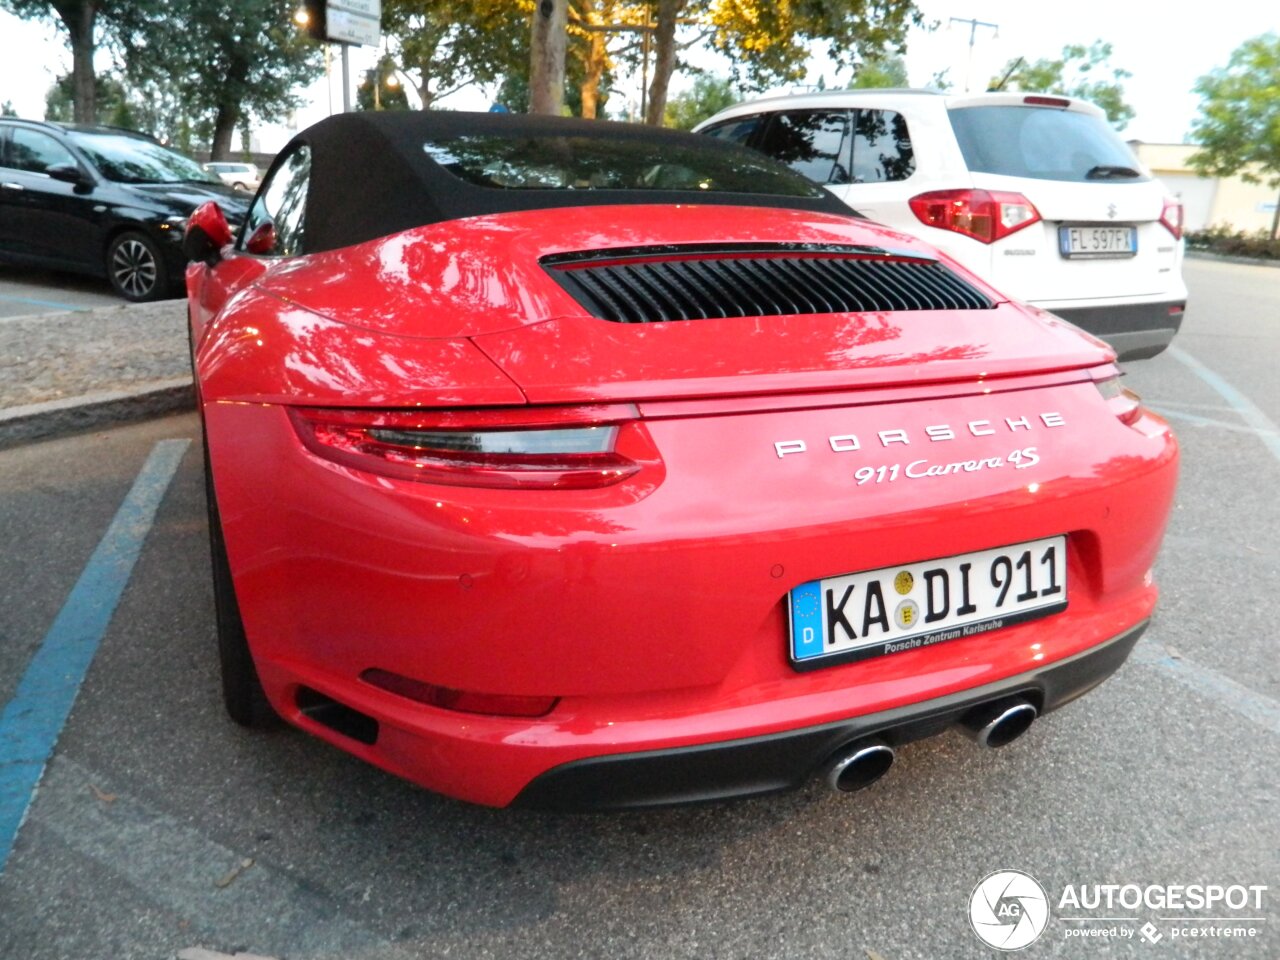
[0,378,195,449]
[1185,250,1280,269]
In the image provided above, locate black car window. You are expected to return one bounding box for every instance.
[701,116,763,147]
[6,128,76,174]
[421,133,825,197]
[65,130,215,184]
[242,146,310,256]
[850,109,915,183]
[756,111,852,185]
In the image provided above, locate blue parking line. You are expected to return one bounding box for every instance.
[1170,347,1280,463]
[0,292,87,312]
[0,439,189,873]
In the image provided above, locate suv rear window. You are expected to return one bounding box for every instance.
[947,106,1148,183]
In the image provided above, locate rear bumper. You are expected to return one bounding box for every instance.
[515,620,1147,810]
[1042,299,1186,362]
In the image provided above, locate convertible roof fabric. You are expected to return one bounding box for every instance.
[278,111,856,254]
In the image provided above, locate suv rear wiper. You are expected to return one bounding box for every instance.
[1085,165,1142,180]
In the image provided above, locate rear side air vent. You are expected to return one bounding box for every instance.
[542,243,995,323]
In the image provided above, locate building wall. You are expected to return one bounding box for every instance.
[1131,142,1278,234]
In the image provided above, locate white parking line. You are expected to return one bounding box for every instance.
[1170,347,1280,463]
[1151,407,1280,437]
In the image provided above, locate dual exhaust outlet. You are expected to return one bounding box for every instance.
[824,697,1039,794]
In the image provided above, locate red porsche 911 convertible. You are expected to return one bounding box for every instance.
[184,113,1177,809]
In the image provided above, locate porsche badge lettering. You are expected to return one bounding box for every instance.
[773,413,1066,459]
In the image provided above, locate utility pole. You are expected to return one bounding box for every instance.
[949,16,998,93]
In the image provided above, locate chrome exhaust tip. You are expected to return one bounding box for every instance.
[960,698,1038,749]
[825,740,895,793]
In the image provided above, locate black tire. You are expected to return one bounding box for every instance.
[106,230,170,302]
[232,181,249,192]
[204,430,278,727]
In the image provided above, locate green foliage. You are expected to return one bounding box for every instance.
[848,56,908,89]
[991,40,1134,129]
[116,0,321,156]
[707,0,923,91]
[44,72,136,127]
[1185,224,1280,260]
[1189,33,1280,191]
[356,59,412,111]
[0,101,16,116]
[382,0,527,108]
[663,74,737,129]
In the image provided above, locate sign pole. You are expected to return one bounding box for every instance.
[341,43,352,112]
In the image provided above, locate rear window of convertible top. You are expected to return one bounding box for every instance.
[423,133,827,197]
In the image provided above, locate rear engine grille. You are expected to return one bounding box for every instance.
[542,243,995,323]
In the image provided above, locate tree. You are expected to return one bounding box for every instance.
[990,40,1134,129]
[707,0,922,93]
[356,58,411,111]
[44,71,136,127]
[663,74,736,129]
[530,0,568,114]
[848,55,908,89]
[1189,33,1280,239]
[381,0,527,111]
[0,0,146,123]
[121,0,321,159]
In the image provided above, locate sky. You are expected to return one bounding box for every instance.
[0,0,1274,151]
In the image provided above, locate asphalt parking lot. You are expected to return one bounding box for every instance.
[0,263,132,319]
[0,258,1276,959]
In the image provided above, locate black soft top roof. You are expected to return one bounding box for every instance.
[276,111,855,254]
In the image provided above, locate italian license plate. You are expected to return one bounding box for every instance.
[788,536,1068,670]
[1059,225,1137,258]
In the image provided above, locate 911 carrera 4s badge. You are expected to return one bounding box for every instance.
[788,536,1068,670]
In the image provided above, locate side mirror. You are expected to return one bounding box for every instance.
[183,201,234,265]
[245,222,276,255]
[47,162,90,187]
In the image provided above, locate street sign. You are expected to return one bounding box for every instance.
[326,0,379,46]
[328,0,380,18]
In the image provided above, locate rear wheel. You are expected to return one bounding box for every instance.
[107,231,169,302]
[204,431,277,727]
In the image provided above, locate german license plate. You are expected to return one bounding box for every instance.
[788,536,1067,670]
[1059,225,1137,258]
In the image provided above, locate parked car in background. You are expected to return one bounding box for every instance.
[0,118,249,301]
[697,90,1188,361]
[184,112,1177,810]
[203,160,261,193]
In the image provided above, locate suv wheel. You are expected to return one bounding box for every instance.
[107,231,169,301]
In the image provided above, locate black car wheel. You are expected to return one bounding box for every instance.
[204,429,278,728]
[107,231,169,302]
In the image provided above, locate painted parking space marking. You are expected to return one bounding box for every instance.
[31,756,404,957]
[1134,639,1280,737]
[1170,346,1280,463]
[0,438,189,872]
[1150,406,1280,438]
[0,292,86,312]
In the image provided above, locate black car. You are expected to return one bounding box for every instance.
[0,119,250,301]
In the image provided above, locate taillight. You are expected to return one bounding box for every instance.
[908,189,1041,244]
[1159,196,1184,239]
[289,404,643,489]
[1095,376,1143,425]
[362,668,558,717]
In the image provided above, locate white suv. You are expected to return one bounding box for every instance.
[696,90,1187,361]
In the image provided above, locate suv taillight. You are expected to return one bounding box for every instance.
[1159,197,1184,240]
[908,189,1042,244]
